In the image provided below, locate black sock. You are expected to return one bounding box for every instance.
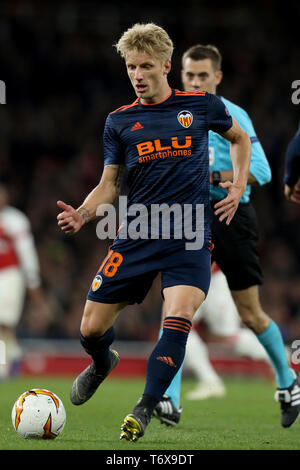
[80,327,115,374]
[134,394,159,416]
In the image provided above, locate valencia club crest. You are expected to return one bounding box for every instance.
[177,110,193,128]
[92,274,103,292]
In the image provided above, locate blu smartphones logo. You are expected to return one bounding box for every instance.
[0,80,6,104]
[291,80,300,105]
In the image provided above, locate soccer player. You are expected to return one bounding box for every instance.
[0,183,44,379]
[154,44,300,429]
[284,120,300,203]
[57,24,251,442]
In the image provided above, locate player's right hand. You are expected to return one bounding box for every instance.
[284,181,300,204]
[213,181,245,225]
[57,200,84,234]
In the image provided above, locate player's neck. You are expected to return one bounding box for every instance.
[140,84,172,105]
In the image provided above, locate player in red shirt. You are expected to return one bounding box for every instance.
[0,183,45,379]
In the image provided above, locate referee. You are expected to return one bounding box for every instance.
[156,44,300,429]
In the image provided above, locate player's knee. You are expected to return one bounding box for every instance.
[80,300,116,338]
[233,298,267,332]
[239,313,258,331]
[80,315,107,338]
[80,323,101,339]
[234,297,254,321]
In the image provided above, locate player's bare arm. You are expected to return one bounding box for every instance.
[57,164,125,235]
[213,117,251,225]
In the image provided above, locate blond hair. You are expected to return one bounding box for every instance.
[115,23,174,63]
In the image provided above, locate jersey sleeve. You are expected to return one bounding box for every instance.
[6,209,41,289]
[206,93,233,134]
[14,232,41,289]
[103,114,124,166]
[235,109,272,186]
[284,128,300,186]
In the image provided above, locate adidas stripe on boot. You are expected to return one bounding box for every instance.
[275,370,300,428]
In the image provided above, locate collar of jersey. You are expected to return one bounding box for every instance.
[139,88,173,107]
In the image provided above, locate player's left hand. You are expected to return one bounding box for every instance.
[57,200,84,234]
[284,181,300,204]
[213,181,245,225]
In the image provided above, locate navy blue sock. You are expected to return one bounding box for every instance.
[80,327,115,374]
[143,316,191,404]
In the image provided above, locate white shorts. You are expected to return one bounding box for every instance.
[193,269,240,336]
[0,267,26,327]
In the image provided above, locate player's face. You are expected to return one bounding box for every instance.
[125,50,171,104]
[181,58,222,94]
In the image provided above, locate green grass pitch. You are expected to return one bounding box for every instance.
[1,375,299,450]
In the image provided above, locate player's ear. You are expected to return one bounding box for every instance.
[216,70,223,86]
[164,60,171,75]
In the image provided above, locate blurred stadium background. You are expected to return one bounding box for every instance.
[0,0,299,379]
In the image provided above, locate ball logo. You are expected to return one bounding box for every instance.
[177,110,193,128]
[12,388,66,439]
[92,274,103,292]
[15,389,60,430]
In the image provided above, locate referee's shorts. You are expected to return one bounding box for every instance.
[210,201,263,291]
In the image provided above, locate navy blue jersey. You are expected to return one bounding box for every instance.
[103,88,232,241]
[284,121,300,186]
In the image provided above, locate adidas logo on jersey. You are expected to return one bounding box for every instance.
[131,122,144,131]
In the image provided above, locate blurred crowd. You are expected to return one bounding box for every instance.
[0,1,299,344]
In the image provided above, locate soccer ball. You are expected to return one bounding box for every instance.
[11,389,66,439]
